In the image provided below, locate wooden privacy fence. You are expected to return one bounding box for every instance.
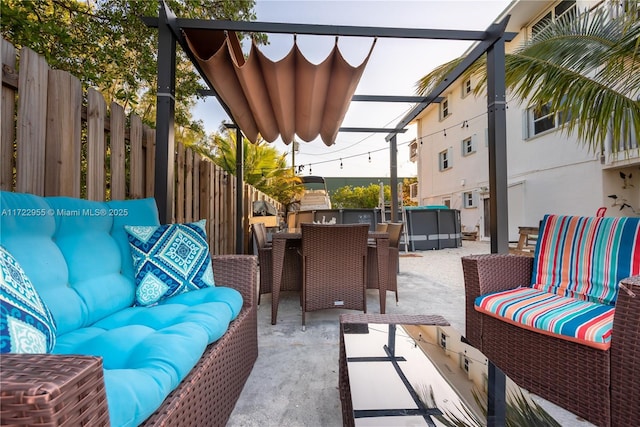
[1,38,281,254]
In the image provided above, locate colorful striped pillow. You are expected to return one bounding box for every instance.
[531,215,640,305]
[475,287,614,350]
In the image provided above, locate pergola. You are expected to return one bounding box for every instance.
[145,1,516,254]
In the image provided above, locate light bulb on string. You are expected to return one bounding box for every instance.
[443,129,447,137]
[340,158,343,169]
[368,152,371,163]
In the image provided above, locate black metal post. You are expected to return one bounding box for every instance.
[154,3,176,224]
[487,362,507,427]
[390,134,399,222]
[236,126,244,254]
[387,323,396,357]
[486,37,509,254]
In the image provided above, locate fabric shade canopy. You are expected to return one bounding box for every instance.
[184,29,375,146]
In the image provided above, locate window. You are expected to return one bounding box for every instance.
[462,78,472,98]
[440,96,450,120]
[409,139,418,162]
[439,149,451,171]
[409,182,418,202]
[531,1,577,38]
[524,102,571,138]
[461,355,470,373]
[439,330,448,349]
[461,136,476,156]
[463,191,476,208]
[442,198,451,208]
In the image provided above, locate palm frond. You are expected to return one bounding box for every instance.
[415,2,640,155]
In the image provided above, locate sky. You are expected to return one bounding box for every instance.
[191,0,514,178]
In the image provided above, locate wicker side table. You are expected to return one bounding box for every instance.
[1,354,110,426]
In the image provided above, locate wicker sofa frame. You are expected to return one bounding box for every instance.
[0,255,258,427]
[462,254,639,427]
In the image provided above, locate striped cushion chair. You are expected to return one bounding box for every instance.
[463,214,640,427]
[475,215,640,350]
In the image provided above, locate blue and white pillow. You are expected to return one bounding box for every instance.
[0,246,57,353]
[125,220,215,306]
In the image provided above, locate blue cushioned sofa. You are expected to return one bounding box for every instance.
[0,191,258,426]
[462,214,639,427]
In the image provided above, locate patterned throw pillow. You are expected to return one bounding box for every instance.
[125,220,215,306]
[0,246,57,353]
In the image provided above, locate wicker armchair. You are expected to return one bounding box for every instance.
[462,256,639,427]
[301,223,369,329]
[252,222,301,304]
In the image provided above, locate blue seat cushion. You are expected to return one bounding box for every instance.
[475,287,614,350]
[0,246,57,353]
[125,220,215,306]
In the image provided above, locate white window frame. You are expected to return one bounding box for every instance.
[461,136,476,157]
[460,354,472,378]
[409,182,418,202]
[530,0,577,38]
[439,149,451,171]
[439,95,450,120]
[462,78,472,98]
[409,139,418,162]
[463,191,477,208]
[438,328,448,349]
[524,102,570,138]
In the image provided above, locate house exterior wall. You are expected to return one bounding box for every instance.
[413,0,639,242]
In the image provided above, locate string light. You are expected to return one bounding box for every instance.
[289,102,510,171]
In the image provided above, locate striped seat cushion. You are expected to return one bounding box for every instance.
[532,215,640,305]
[475,287,614,350]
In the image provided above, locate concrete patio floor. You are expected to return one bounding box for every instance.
[227,241,594,427]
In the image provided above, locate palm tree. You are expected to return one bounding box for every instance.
[194,130,304,207]
[416,1,640,155]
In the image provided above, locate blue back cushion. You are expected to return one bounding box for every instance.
[0,191,159,335]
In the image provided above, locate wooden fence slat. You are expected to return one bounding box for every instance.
[129,114,144,199]
[213,166,222,255]
[109,102,126,200]
[193,153,200,219]
[225,173,234,253]
[199,160,213,251]
[145,128,155,198]
[1,39,16,191]
[16,47,48,195]
[87,87,106,200]
[243,184,251,253]
[45,69,82,197]
[185,149,193,222]
[175,143,185,223]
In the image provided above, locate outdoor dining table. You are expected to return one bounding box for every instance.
[271,228,389,325]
